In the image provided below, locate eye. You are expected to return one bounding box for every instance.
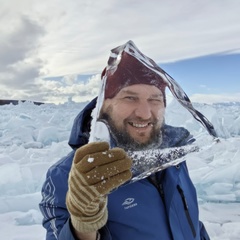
[124,96,137,101]
[149,98,163,104]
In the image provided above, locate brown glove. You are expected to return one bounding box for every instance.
[66,141,132,233]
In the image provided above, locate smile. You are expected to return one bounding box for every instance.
[129,122,153,128]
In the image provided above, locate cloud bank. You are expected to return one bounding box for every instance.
[1,0,240,103]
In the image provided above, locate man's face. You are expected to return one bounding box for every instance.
[99,84,165,150]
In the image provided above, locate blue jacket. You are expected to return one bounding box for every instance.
[39,98,210,240]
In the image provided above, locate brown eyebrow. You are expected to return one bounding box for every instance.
[121,90,138,95]
[150,93,164,98]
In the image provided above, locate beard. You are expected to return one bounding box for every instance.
[99,108,163,151]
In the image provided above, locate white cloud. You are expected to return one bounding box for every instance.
[35,74,101,104]
[190,93,240,104]
[62,75,78,85]
[0,14,45,93]
[1,0,240,102]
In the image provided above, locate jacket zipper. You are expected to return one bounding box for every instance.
[158,183,165,204]
[148,175,166,204]
[148,177,174,239]
[177,185,196,238]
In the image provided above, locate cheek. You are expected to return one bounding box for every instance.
[113,103,133,119]
[108,109,126,130]
[155,108,165,121]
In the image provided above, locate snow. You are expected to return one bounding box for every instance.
[88,157,94,163]
[0,99,240,240]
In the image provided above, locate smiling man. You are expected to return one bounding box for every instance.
[39,41,210,240]
[98,48,167,151]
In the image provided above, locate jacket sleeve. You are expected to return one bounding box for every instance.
[39,161,76,240]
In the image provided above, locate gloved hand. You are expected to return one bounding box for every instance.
[66,141,132,233]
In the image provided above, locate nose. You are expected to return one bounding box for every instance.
[134,101,152,119]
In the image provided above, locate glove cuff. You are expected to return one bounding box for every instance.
[71,207,108,233]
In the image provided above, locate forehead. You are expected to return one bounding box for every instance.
[116,84,163,97]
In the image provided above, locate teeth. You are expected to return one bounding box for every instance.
[131,123,148,128]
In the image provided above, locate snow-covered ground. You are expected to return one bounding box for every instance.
[0,99,239,240]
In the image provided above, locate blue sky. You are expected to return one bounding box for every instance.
[161,53,240,96]
[1,0,240,104]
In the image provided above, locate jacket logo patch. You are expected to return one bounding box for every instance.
[122,198,138,210]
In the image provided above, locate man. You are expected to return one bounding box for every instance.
[39,41,211,240]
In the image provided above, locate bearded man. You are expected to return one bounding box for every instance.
[39,41,210,240]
